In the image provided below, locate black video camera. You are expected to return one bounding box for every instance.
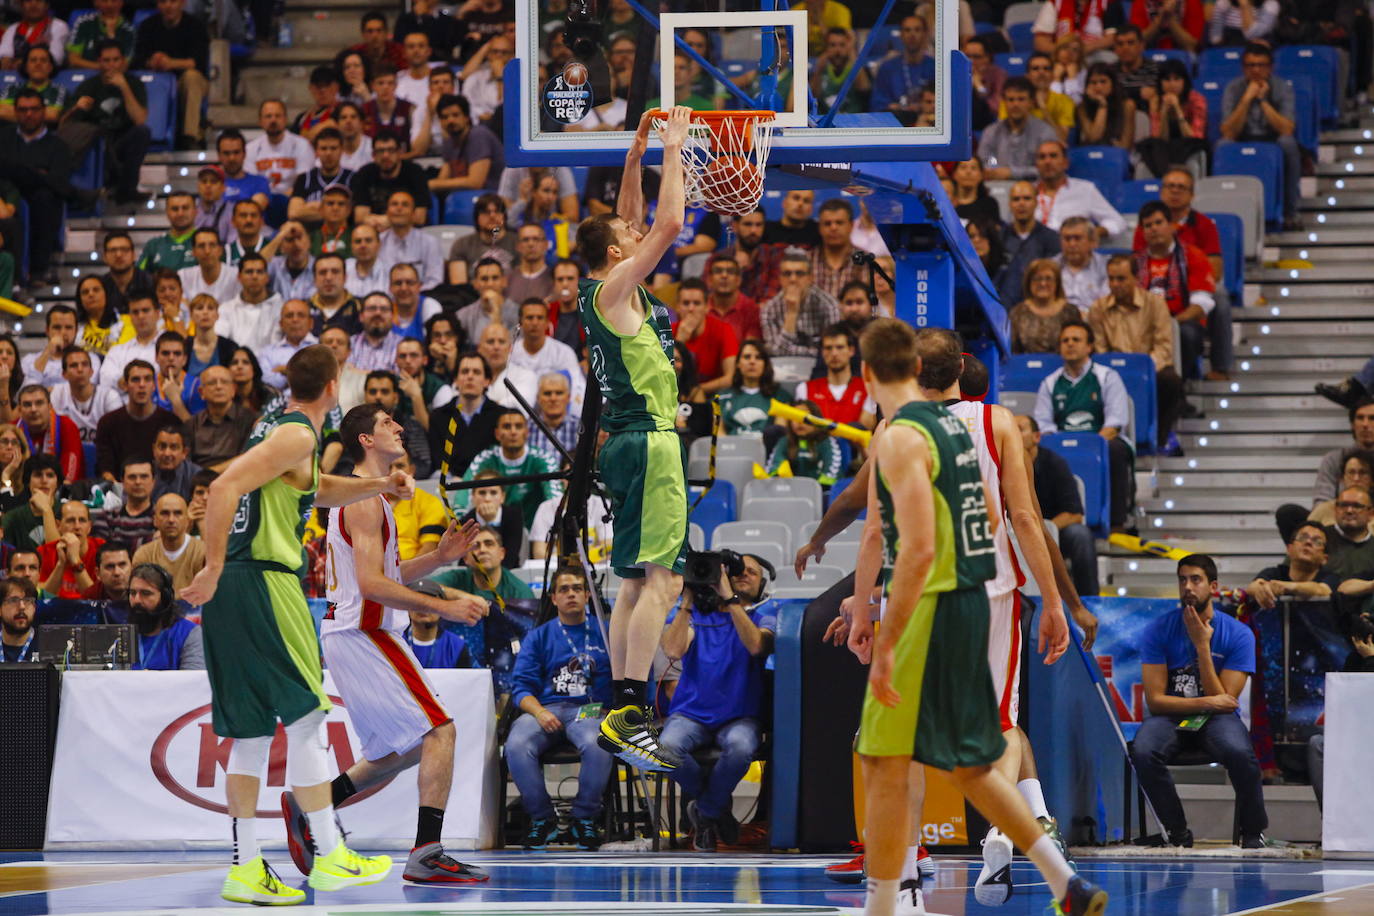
[564,0,603,62]
[684,548,747,596]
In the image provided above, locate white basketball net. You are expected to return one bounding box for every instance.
[651,111,776,217]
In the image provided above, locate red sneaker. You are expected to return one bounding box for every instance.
[916,845,936,880]
[824,843,865,884]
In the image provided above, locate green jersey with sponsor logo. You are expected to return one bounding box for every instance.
[225,410,318,572]
[577,278,677,434]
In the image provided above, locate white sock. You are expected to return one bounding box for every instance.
[900,844,920,881]
[1026,834,1074,901]
[307,806,340,855]
[1018,778,1051,821]
[232,817,258,866]
[864,877,899,915]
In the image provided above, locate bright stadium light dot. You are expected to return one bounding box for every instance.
[1118,586,1128,596]
[1261,325,1271,334]
[1364,130,1372,139]
[1336,179,1347,189]
[1280,287,1290,296]
[1199,436,1209,446]
[163,184,171,193]
[180,167,188,176]
[70,268,78,278]
[89,252,98,261]
[1230,382,1241,392]
[146,199,155,209]
[1188,459,1199,468]
[50,286,59,294]
[1153,518,1164,528]
[1252,346,1262,355]
[1318,214,1327,223]
[1241,361,1251,371]
[1289,269,1299,279]
[1209,421,1219,431]
[1328,196,1338,205]
[1308,233,1318,242]
[1174,476,1184,485]
[1165,500,1175,509]
[1129,561,1139,571]
[1346,162,1355,172]
[197,152,206,161]
[1270,306,1281,316]
[126,217,134,227]
[1219,399,1229,409]
[33,304,42,313]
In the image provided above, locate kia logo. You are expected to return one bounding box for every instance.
[150,695,393,816]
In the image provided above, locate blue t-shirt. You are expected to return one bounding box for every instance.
[405,627,469,669]
[153,374,205,415]
[509,616,612,709]
[1140,607,1255,714]
[225,173,272,206]
[134,616,197,670]
[669,599,777,729]
[870,56,936,113]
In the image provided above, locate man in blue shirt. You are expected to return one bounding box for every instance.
[870,14,936,120]
[1131,554,1268,848]
[127,562,204,670]
[659,552,776,851]
[404,607,470,668]
[504,566,613,851]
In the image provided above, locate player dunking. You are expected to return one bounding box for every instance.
[279,403,492,885]
[182,345,405,905]
[851,320,1106,916]
[572,106,693,771]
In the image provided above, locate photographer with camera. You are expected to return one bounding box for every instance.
[659,549,777,851]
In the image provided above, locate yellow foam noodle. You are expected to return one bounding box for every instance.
[0,296,32,317]
[1107,532,1192,561]
[768,400,872,446]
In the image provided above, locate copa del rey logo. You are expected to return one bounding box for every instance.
[149,695,390,817]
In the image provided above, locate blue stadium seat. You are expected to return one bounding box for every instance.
[1002,353,1058,394]
[1068,146,1129,201]
[1287,75,1319,153]
[1212,142,1283,225]
[134,71,177,149]
[442,189,483,225]
[1116,178,1161,216]
[0,72,21,94]
[1197,46,1243,84]
[1040,432,1111,536]
[994,52,1028,76]
[133,7,155,25]
[1145,49,1193,71]
[759,188,785,221]
[689,479,736,544]
[54,70,88,99]
[1275,45,1341,125]
[1098,352,1157,454]
[1208,211,1245,305]
[1196,78,1226,145]
[973,21,1001,37]
[1008,22,1035,51]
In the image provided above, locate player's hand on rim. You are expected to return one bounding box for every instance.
[627,110,654,160]
[657,105,692,148]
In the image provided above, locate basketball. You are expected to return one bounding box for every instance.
[700,154,761,216]
[562,61,589,87]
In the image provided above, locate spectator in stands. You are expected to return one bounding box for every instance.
[799,323,876,429]
[978,77,1059,181]
[461,470,523,568]
[763,190,820,247]
[543,259,584,353]
[0,87,85,287]
[1208,0,1280,46]
[1017,413,1100,597]
[259,299,315,392]
[1136,61,1209,179]
[150,425,200,502]
[709,210,784,304]
[0,426,24,513]
[153,331,203,420]
[126,562,203,669]
[505,565,613,850]
[810,199,865,298]
[312,328,361,413]
[999,181,1062,306]
[762,252,840,359]
[351,132,432,227]
[306,252,360,334]
[965,35,1005,113]
[290,67,342,141]
[77,275,129,360]
[1022,52,1078,142]
[1323,485,1374,580]
[1077,63,1136,150]
[1112,25,1158,106]
[461,32,511,123]
[478,320,538,411]
[672,279,739,395]
[1090,254,1187,451]
[660,552,776,851]
[0,0,67,70]
[2,454,60,552]
[139,193,198,272]
[1313,401,1374,504]
[184,468,214,537]
[2,45,64,126]
[229,346,275,420]
[1033,319,1136,533]
[457,258,520,343]
[394,336,449,429]
[649,199,720,286]
[360,370,432,477]
[1055,217,1110,312]
[1279,450,1374,542]
[39,499,102,598]
[423,314,462,384]
[98,230,153,319]
[965,217,1006,282]
[6,549,41,588]
[67,0,135,70]
[381,450,441,562]
[507,225,553,304]
[1132,0,1204,50]
[183,366,253,471]
[183,296,237,378]
[289,132,354,224]
[345,223,391,297]
[334,101,373,170]
[428,94,503,194]
[1220,42,1301,231]
[0,575,37,661]
[226,200,277,266]
[132,0,208,150]
[432,524,534,628]
[1131,554,1268,848]
[810,26,870,115]
[215,129,270,211]
[92,455,155,550]
[58,40,148,206]
[14,384,84,484]
[1035,140,1126,237]
[94,361,176,482]
[245,99,314,221]
[193,165,234,242]
[363,65,415,151]
[719,340,790,437]
[949,158,1001,225]
[390,262,440,339]
[397,0,457,67]
[216,256,282,355]
[86,541,131,605]
[349,10,405,74]
[461,409,561,525]
[404,604,470,669]
[448,194,516,284]
[766,400,844,484]
[704,258,763,344]
[1134,201,1221,381]
[378,190,442,289]
[1247,522,1339,609]
[177,229,239,304]
[509,300,581,387]
[426,352,503,477]
[1009,259,1079,354]
[870,14,934,120]
[350,292,405,372]
[52,346,121,448]
[98,294,160,391]
[307,186,355,260]
[525,372,578,460]
[1033,0,1124,56]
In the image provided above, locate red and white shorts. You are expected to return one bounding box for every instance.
[322,628,452,761]
[986,590,1023,732]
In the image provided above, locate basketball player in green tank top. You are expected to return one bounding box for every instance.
[570,107,693,772]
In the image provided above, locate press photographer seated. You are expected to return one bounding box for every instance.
[126,563,204,671]
[660,548,776,852]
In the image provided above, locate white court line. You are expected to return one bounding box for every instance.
[1225,880,1374,915]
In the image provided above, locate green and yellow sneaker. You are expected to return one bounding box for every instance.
[307,841,393,892]
[221,856,305,906]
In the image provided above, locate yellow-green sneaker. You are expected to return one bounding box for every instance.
[307,840,393,892]
[220,856,305,906]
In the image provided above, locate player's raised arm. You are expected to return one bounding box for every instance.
[616,111,655,231]
[316,467,415,507]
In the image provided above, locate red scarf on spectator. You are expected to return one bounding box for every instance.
[16,410,62,461]
[1056,0,1106,37]
[1133,244,1190,315]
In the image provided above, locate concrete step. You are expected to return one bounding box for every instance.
[239,45,337,66]
[1177,431,1347,451]
[1230,317,1374,337]
[1267,227,1374,245]
[1299,189,1374,208]
[1272,245,1374,263]
[241,66,324,109]
[1197,394,1334,413]
[1178,412,1349,433]
[1315,159,1374,176]
[1178,783,1319,845]
[207,104,257,130]
[1140,494,1303,513]
[1233,356,1365,376]
[1156,454,1329,471]
[1320,127,1374,142]
[1257,281,1374,299]
[1138,512,1287,533]
[1290,210,1374,227]
[1231,339,1371,359]
[281,9,359,48]
[1107,555,1273,575]
[1254,264,1374,282]
[1156,470,1316,489]
[1240,300,1374,319]
[1195,377,1346,397]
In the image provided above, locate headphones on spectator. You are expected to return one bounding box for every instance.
[741,553,776,601]
[131,563,176,616]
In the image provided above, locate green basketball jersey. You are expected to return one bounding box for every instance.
[577,278,678,434]
[877,400,997,594]
[225,410,319,572]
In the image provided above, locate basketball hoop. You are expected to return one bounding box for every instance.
[649,109,776,217]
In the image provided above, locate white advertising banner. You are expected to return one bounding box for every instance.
[1323,673,1374,854]
[46,670,500,850]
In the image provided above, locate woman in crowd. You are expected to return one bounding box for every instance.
[1077,61,1135,149]
[1136,59,1209,178]
[1207,0,1279,46]
[335,49,373,105]
[1277,448,1374,541]
[75,275,132,356]
[187,295,238,376]
[1051,33,1086,103]
[424,313,463,383]
[767,399,844,486]
[718,339,790,439]
[228,346,276,416]
[1009,258,1080,353]
[966,217,1006,281]
[510,171,567,228]
[949,158,1002,226]
[0,333,19,425]
[0,416,29,512]
[673,340,711,440]
[154,268,191,335]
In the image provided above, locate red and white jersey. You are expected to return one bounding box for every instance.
[323,496,406,635]
[946,400,1024,599]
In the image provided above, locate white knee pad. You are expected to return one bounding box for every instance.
[284,709,331,787]
[226,735,272,777]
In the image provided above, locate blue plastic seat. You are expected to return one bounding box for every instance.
[1196,78,1227,145]
[1146,49,1194,71]
[1208,211,1245,305]
[1275,45,1340,125]
[826,476,865,519]
[1068,145,1129,203]
[1098,352,1157,454]
[994,52,1029,77]
[135,71,177,149]
[1197,47,1243,84]
[1039,432,1111,536]
[442,189,483,225]
[1116,178,1161,216]
[1008,22,1035,51]
[689,479,736,544]
[54,69,88,100]
[1212,142,1284,225]
[1002,354,1059,396]
[1286,74,1320,153]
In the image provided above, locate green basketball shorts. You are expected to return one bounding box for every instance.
[599,428,688,578]
[856,586,1006,770]
[202,562,331,738]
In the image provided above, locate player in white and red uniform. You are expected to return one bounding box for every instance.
[281,402,492,886]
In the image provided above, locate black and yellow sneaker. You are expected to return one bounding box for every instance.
[596,705,680,772]
[1039,816,1075,871]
